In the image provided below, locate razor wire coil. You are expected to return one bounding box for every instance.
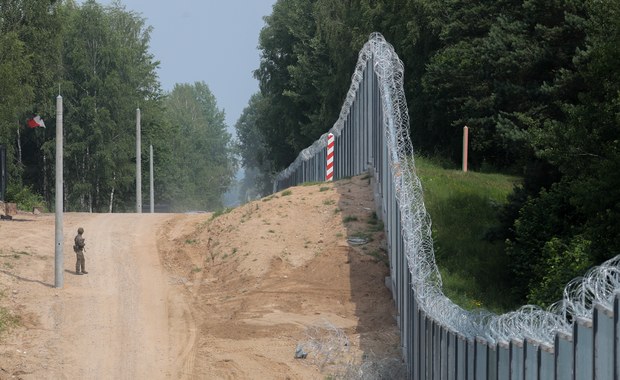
[274,32,620,347]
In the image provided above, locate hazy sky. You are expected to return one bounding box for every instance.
[95,0,276,132]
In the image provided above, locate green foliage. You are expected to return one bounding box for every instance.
[502,0,620,306]
[163,82,237,211]
[59,0,164,212]
[504,183,578,302]
[210,207,234,220]
[5,182,45,211]
[416,157,521,311]
[241,0,619,313]
[0,1,236,213]
[528,236,593,308]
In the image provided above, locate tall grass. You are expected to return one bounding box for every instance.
[415,156,521,312]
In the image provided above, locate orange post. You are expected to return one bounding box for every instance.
[462,126,469,172]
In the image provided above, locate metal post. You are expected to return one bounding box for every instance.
[510,339,524,380]
[136,108,142,213]
[497,341,510,380]
[326,133,334,181]
[462,126,469,172]
[574,317,594,380]
[555,332,574,380]
[55,95,64,288]
[149,144,154,213]
[594,304,614,380]
[524,338,539,379]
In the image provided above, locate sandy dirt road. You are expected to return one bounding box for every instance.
[0,212,192,379]
[1,176,403,379]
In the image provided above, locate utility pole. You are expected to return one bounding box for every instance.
[149,144,154,213]
[136,108,142,213]
[55,95,64,288]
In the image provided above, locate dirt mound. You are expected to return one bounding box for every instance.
[0,175,402,379]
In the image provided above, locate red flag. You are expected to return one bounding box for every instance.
[26,115,46,128]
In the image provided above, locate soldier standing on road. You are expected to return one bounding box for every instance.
[74,227,88,275]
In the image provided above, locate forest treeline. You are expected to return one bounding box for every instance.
[237,0,620,307]
[0,0,236,212]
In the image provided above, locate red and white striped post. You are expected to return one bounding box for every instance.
[326,133,334,181]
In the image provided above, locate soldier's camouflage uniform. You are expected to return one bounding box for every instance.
[74,230,87,274]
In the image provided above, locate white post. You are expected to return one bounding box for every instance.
[136,108,142,213]
[462,126,469,173]
[149,144,154,213]
[55,95,64,288]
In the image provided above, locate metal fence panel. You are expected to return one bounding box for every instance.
[475,338,488,380]
[497,342,510,380]
[271,32,618,380]
[555,332,574,380]
[574,318,594,380]
[511,340,524,380]
[524,338,538,380]
[594,304,614,380]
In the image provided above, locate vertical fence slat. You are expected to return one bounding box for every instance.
[456,335,466,380]
[556,332,574,380]
[497,342,510,380]
[615,293,620,380]
[511,339,524,380]
[574,317,594,380]
[594,304,614,380]
[420,312,428,379]
[488,342,498,380]
[433,322,441,380]
[447,330,457,380]
[466,339,475,380]
[539,344,555,380]
[475,337,488,380]
[524,338,539,380]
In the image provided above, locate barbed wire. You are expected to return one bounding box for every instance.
[275,32,620,346]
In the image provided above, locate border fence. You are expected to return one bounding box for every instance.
[273,33,619,379]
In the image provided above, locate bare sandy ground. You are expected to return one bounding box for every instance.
[0,175,402,379]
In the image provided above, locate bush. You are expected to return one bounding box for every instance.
[527,236,594,307]
[5,183,45,211]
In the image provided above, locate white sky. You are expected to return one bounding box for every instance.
[95,0,276,133]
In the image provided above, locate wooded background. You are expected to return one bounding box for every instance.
[2,0,619,307]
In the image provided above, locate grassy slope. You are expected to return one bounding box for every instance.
[415,157,521,313]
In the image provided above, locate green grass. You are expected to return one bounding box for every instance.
[342,215,358,223]
[415,156,521,313]
[0,290,19,335]
[209,207,234,220]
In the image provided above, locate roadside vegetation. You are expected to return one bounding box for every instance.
[0,250,24,337]
[416,157,521,313]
